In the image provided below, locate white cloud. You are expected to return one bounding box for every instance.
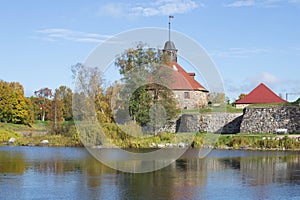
[210,47,271,58]
[295,47,300,56]
[224,68,300,101]
[145,0,199,16]
[98,3,126,18]
[224,0,300,8]
[251,72,281,86]
[225,0,255,7]
[224,72,282,100]
[36,29,111,43]
[98,0,201,18]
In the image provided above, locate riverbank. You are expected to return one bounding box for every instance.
[1,122,300,150]
[0,121,82,147]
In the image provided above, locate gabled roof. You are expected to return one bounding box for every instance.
[234,83,287,104]
[167,62,208,92]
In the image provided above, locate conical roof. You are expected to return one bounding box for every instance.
[163,41,177,50]
[234,83,287,104]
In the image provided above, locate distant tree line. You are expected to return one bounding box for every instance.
[0,80,73,127]
[0,43,185,138]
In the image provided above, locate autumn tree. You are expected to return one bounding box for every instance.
[34,88,52,121]
[72,63,113,123]
[0,80,34,125]
[0,80,13,122]
[72,63,114,146]
[208,92,226,105]
[114,42,179,127]
[54,86,73,121]
[238,93,247,100]
[49,90,64,134]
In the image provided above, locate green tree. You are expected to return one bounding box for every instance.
[114,42,179,127]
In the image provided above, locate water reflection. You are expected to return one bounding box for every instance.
[0,150,25,175]
[0,147,300,200]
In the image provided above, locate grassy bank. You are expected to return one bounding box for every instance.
[216,134,300,150]
[125,133,300,150]
[1,122,300,150]
[0,121,82,147]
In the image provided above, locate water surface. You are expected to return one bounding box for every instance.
[0,147,300,200]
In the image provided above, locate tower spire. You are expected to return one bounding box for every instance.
[168,15,174,42]
[163,15,177,62]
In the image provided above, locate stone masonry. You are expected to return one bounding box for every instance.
[240,106,300,134]
[173,90,208,110]
[177,113,243,133]
[144,106,299,134]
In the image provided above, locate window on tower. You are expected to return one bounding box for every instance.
[184,92,190,99]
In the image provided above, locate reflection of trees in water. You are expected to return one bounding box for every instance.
[216,158,241,170]
[0,151,25,175]
[114,159,208,200]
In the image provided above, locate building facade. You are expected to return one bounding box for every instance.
[162,40,208,110]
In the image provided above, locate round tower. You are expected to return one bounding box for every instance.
[163,16,177,62]
[163,40,178,62]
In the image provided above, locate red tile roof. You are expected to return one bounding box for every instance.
[167,62,208,92]
[234,83,287,104]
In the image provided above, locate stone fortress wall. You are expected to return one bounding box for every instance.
[157,106,299,134]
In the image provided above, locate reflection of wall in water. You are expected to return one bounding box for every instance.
[171,159,208,199]
[239,156,300,186]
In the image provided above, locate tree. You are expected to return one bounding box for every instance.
[0,80,14,122]
[72,63,113,123]
[49,90,64,134]
[0,80,34,125]
[238,93,247,100]
[208,92,226,105]
[114,42,179,127]
[34,88,52,121]
[55,86,73,121]
[72,63,114,146]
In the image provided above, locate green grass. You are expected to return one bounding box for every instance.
[181,104,243,114]
[290,98,300,106]
[35,120,49,126]
[182,101,299,114]
[248,99,300,108]
[0,121,82,147]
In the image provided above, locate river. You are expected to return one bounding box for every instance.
[0,147,300,200]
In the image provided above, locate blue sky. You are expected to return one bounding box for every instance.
[1,0,299,102]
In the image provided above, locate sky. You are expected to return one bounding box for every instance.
[1,0,299,102]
